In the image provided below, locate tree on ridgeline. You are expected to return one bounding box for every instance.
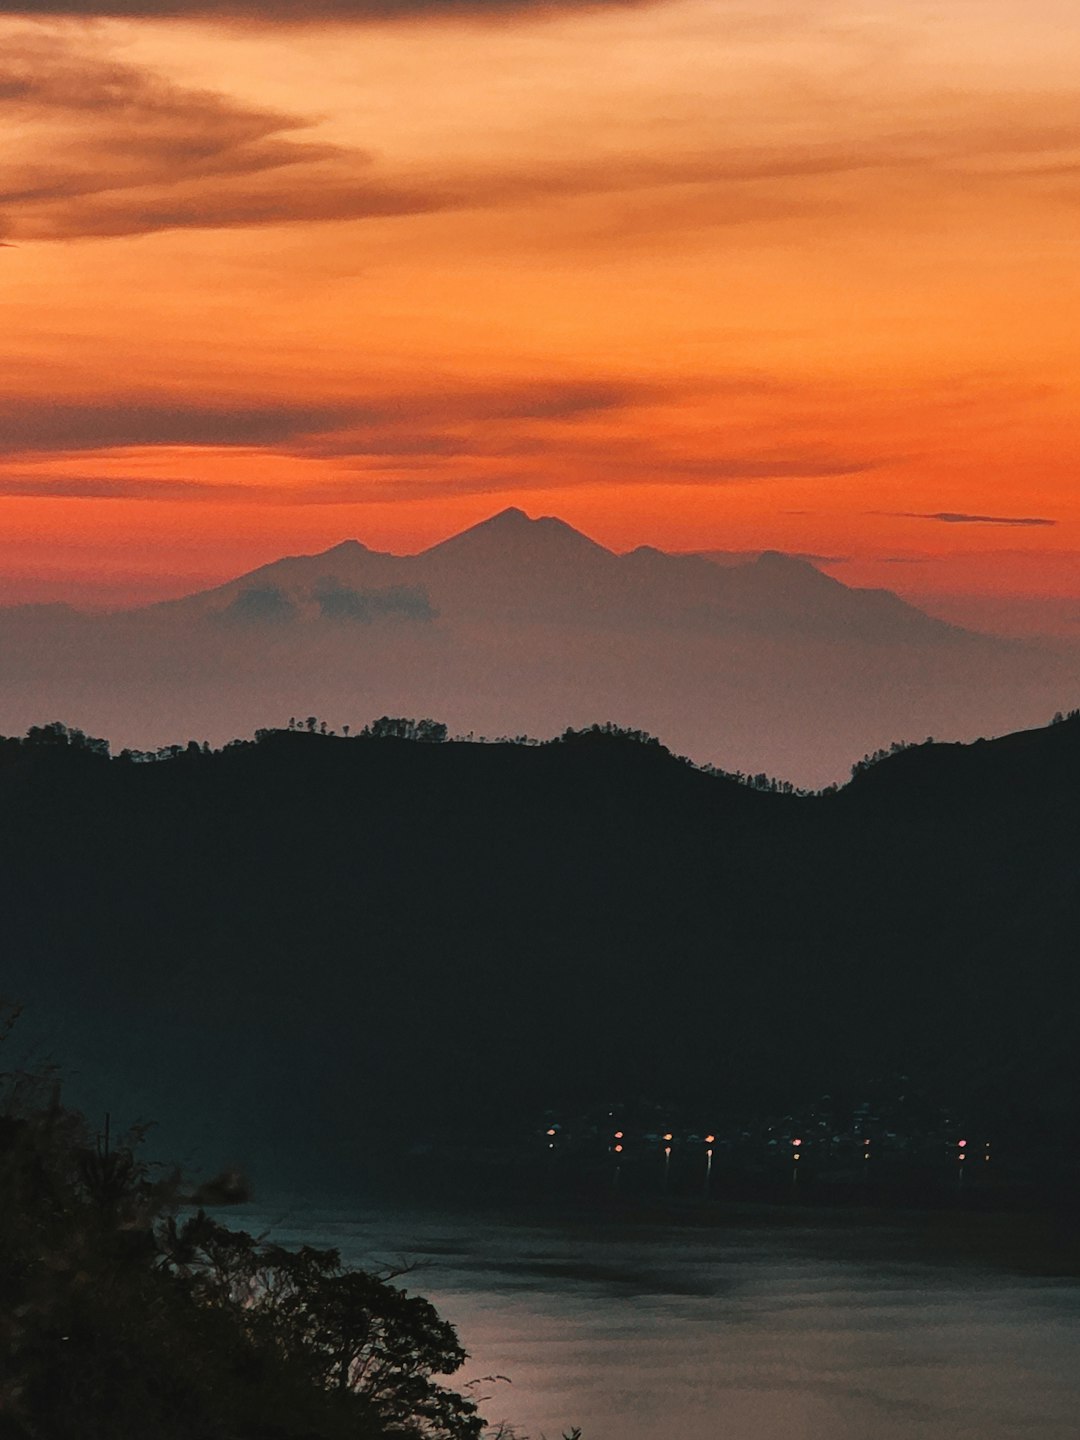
[360,718,448,743]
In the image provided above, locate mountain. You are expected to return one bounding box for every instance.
[0,508,1074,787]
[3,717,1079,1187]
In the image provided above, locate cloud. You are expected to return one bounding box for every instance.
[0,379,662,459]
[0,30,488,242]
[894,512,1058,528]
[297,379,670,458]
[0,398,358,452]
[0,472,225,499]
[217,584,297,624]
[288,447,880,502]
[5,15,1080,250]
[0,31,861,245]
[0,0,652,17]
[0,376,879,498]
[314,580,435,622]
[0,28,1000,246]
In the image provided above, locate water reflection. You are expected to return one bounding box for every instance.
[237,1205,1080,1439]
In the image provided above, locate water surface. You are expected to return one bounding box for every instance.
[236,1202,1080,1439]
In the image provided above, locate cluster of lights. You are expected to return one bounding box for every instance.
[547,1121,995,1174]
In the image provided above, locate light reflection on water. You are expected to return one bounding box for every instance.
[234,1204,1080,1439]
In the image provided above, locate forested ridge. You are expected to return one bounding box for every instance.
[2,716,1079,1184]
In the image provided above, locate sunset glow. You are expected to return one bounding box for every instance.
[4,0,1079,626]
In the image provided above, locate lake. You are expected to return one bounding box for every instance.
[233,1199,1080,1439]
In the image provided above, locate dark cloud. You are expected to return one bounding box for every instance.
[314,580,435,622]
[298,380,664,457]
[0,33,462,241]
[896,511,1057,528]
[0,32,917,243]
[0,472,225,499]
[0,378,876,500]
[217,584,297,624]
[649,455,878,480]
[0,0,650,16]
[0,380,658,458]
[289,450,879,502]
[0,398,358,452]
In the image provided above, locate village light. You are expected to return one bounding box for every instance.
[705,1134,715,1145]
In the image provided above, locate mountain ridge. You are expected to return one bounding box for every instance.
[0,507,1072,788]
[3,712,1079,1183]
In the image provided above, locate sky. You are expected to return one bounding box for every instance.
[3,0,1079,629]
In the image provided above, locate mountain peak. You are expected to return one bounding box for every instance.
[421,508,613,560]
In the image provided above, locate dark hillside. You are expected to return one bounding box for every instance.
[2,720,1078,1185]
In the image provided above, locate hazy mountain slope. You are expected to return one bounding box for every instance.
[0,509,1074,787]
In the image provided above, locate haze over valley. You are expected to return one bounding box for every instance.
[1,508,1073,787]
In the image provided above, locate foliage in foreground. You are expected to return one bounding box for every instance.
[0,1030,493,1440]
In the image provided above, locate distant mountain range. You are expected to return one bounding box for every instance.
[4,715,1080,1186]
[161,506,957,641]
[0,508,1074,786]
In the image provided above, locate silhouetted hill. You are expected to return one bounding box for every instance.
[3,717,1079,1187]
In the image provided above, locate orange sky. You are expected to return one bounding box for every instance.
[3,0,1080,629]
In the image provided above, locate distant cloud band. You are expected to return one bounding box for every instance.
[897,511,1057,528]
[0,0,653,18]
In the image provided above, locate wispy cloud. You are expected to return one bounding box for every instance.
[0,380,668,458]
[0,397,359,452]
[0,472,248,500]
[893,511,1058,528]
[14,28,1080,246]
[0,0,654,16]
[0,33,873,243]
[0,33,464,241]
